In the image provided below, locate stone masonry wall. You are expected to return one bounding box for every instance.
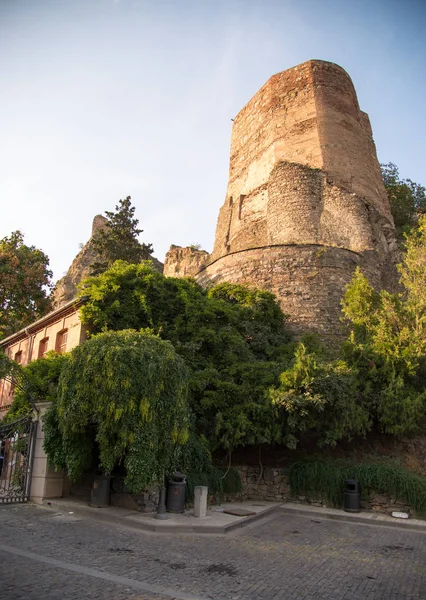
[212,60,393,263]
[227,466,413,518]
[196,244,382,340]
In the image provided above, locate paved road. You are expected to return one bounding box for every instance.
[0,504,425,600]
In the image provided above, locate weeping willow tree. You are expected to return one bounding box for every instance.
[43,330,190,491]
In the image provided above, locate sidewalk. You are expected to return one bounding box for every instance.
[278,503,426,533]
[41,497,279,534]
[40,497,426,535]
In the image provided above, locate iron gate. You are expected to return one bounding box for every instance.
[0,416,36,504]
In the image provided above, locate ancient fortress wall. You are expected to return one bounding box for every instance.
[164,60,398,339]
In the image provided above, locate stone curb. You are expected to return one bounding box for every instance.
[278,503,426,533]
[41,499,278,535]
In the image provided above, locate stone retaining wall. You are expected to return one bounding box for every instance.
[227,465,413,517]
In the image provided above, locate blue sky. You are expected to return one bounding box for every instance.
[1,0,425,281]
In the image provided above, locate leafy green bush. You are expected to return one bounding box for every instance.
[381,162,426,240]
[289,459,426,515]
[167,425,242,502]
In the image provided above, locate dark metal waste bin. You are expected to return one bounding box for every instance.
[166,472,186,513]
[344,479,361,513]
[90,470,112,507]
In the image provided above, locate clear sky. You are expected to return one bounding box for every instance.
[1,0,425,282]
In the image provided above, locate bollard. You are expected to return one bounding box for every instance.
[194,486,208,518]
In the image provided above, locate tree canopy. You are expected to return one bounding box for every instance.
[0,231,52,339]
[79,261,292,453]
[91,196,153,275]
[338,216,426,436]
[381,162,426,240]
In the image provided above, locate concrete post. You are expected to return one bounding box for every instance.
[194,486,208,518]
[30,402,64,504]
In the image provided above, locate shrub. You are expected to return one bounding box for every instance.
[289,459,426,515]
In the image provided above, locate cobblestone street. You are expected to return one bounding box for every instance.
[0,504,425,600]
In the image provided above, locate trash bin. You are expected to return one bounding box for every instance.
[344,479,361,513]
[90,470,112,507]
[166,472,186,513]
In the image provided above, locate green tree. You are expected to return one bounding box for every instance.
[78,261,292,454]
[269,343,370,448]
[0,231,52,339]
[381,163,426,239]
[91,196,153,275]
[43,330,190,490]
[341,213,426,435]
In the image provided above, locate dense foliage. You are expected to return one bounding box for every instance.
[79,261,292,454]
[177,430,242,501]
[266,217,426,444]
[76,235,426,455]
[289,459,426,516]
[0,231,52,339]
[341,214,426,435]
[43,330,190,490]
[269,343,370,448]
[5,207,426,493]
[381,163,426,240]
[91,196,153,275]
[2,351,67,424]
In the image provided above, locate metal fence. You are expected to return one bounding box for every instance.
[0,416,36,504]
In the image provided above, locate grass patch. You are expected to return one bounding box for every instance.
[289,459,426,516]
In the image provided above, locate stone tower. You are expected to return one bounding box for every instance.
[166,60,398,339]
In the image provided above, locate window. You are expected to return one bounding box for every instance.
[14,351,22,364]
[38,337,49,358]
[55,329,68,354]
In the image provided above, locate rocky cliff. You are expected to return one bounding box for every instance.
[163,245,210,278]
[52,215,163,308]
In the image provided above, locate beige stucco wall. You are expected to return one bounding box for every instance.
[0,305,85,415]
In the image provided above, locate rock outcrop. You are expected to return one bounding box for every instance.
[52,215,163,308]
[163,245,210,278]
